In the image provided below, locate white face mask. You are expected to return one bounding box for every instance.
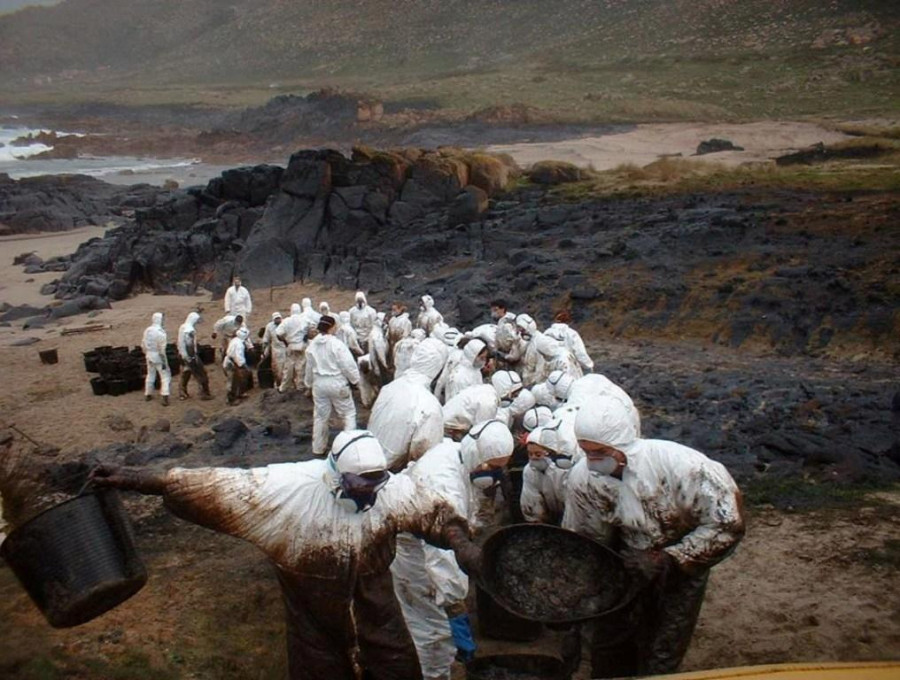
[529,457,550,473]
[587,457,619,476]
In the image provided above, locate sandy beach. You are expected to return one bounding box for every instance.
[488,120,854,170]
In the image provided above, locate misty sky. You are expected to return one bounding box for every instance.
[0,0,60,13]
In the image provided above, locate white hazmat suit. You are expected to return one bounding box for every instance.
[142,312,171,401]
[368,343,446,471]
[393,421,515,679]
[304,328,361,455]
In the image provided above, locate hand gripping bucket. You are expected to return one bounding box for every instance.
[0,490,148,628]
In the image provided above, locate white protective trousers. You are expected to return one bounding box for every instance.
[392,534,458,680]
[144,356,171,396]
[311,376,357,455]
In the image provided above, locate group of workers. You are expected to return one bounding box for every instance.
[119,280,745,680]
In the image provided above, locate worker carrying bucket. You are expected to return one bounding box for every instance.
[561,396,745,677]
[90,430,483,680]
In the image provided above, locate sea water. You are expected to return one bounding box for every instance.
[0,124,221,186]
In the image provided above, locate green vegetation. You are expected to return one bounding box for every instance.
[545,136,900,201]
[0,0,897,120]
[742,476,896,512]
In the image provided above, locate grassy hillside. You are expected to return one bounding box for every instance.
[1,0,898,120]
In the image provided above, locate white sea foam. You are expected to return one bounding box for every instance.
[0,126,208,185]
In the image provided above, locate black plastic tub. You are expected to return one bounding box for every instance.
[106,379,128,397]
[257,367,275,389]
[39,348,59,365]
[479,524,639,625]
[90,376,108,396]
[83,351,101,373]
[466,654,569,680]
[0,491,148,628]
[198,345,215,365]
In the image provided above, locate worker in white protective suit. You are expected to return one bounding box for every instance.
[223,327,252,405]
[223,275,252,324]
[416,294,444,336]
[336,310,364,357]
[356,316,388,410]
[431,326,464,403]
[304,316,361,455]
[141,311,171,406]
[276,303,314,393]
[509,314,548,386]
[520,412,582,525]
[300,297,321,327]
[443,338,488,403]
[349,291,378,352]
[262,312,287,387]
[490,299,519,361]
[561,397,745,678]
[549,370,642,436]
[91,430,484,680]
[318,301,331,316]
[393,328,425,378]
[546,311,594,373]
[492,370,537,429]
[368,342,445,471]
[442,384,500,440]
[212,313,249,362]
[393,420,515,679]
[387,302,412,355]
[177,311,212,401]
[522,405,554,433]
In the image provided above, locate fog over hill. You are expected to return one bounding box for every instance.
[1,0,898,117]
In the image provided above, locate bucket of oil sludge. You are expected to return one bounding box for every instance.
[466,654,570,680]
[475,583,542,641]
[0,490,147,628]
[479,524,638,626]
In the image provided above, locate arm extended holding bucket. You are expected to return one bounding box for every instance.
[91,466,168,496]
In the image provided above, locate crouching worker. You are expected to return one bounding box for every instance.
[562,397,745,677]
[90,429,482,680]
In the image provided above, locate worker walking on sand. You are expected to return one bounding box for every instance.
[304,316,361,457]
[141,311,171,406]
[562,396,745,677]
[177,311,212,401]
[262,311,287,387]
[90,430,483,680]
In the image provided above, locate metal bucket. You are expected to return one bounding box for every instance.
[479,524,639,625]
[466,653,569,680]
[0,490,148,628]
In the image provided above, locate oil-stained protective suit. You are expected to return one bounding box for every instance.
[93,432,479,680]
[177,311,211,399]
[561,397,745,677]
